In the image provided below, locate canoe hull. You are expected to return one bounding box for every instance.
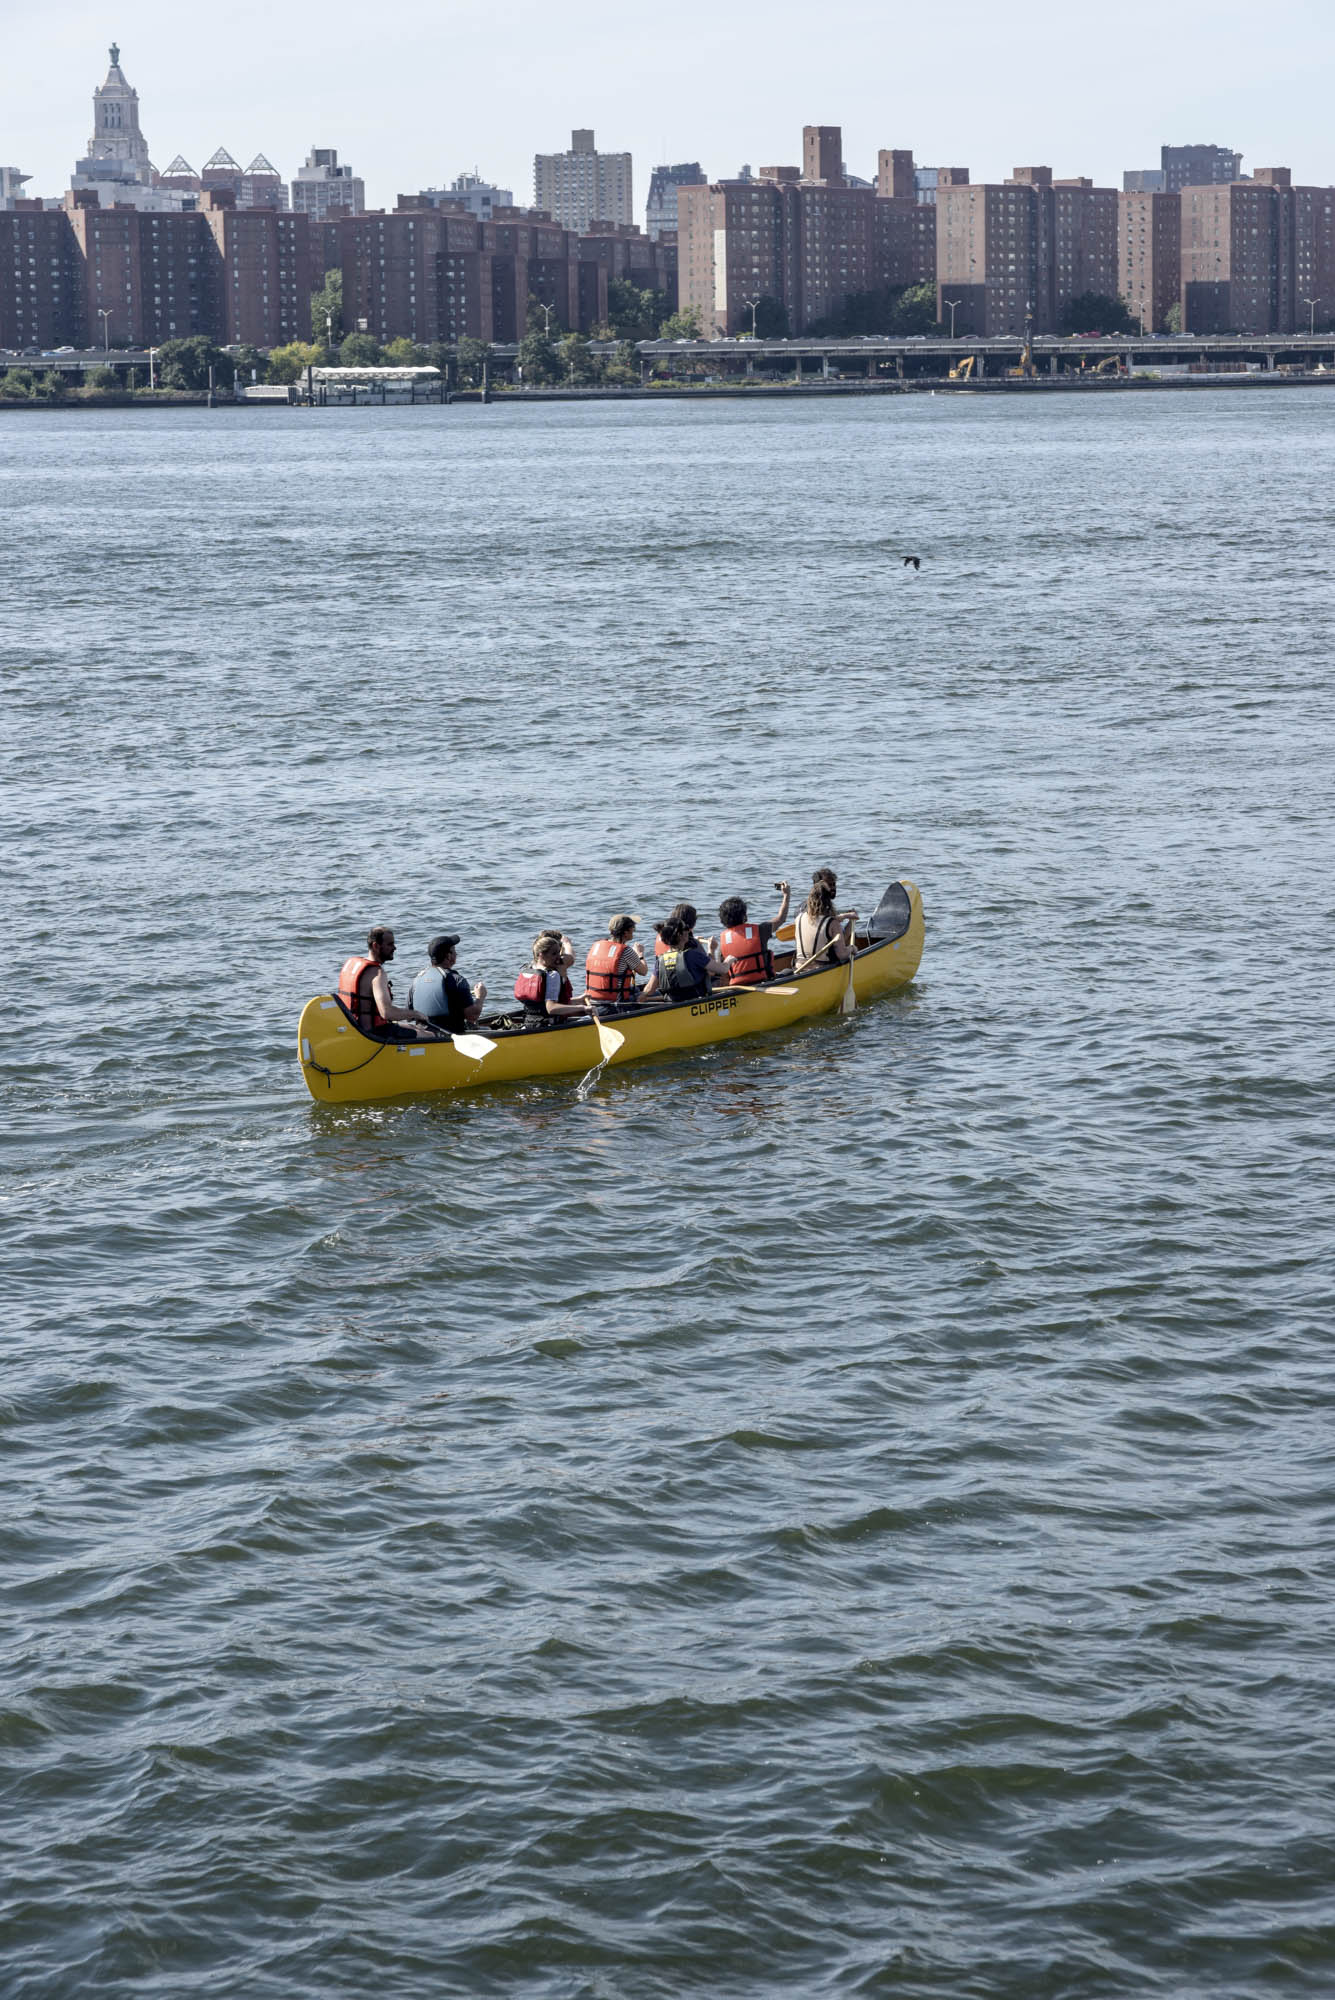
[298,881,923,1105]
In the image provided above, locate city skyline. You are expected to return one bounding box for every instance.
[5,2,1335,219]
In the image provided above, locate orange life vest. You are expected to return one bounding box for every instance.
[338,954,388,1033]
[719,922,769,984]
[585,938,638,1008]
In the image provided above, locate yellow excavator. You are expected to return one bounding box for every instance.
[948,354,978,381]
[1007,332,1036,378]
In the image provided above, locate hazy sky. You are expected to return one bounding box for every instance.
[6,0,1335,212]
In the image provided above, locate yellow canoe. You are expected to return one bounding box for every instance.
[297,880,924,1106]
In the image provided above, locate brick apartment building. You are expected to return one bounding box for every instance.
[344,204,674,343]
[0,204,86,348]
[1,191,316,351]
[1179,169,1335,334]
[202,197,319,345]
[677,126,935,337]
[1118,190,1180,331]
[936,166,1119,337]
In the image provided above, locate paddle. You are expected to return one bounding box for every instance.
[452,1032,497,1059]
[840,916,857,1016]
[592,1018,625,1061]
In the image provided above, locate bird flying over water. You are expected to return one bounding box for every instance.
[903,556,921,571]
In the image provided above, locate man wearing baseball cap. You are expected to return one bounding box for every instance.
[408,934,487,1035]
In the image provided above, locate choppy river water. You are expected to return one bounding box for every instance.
[3,391,1334,1997]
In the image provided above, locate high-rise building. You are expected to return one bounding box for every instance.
[291,148,366,220]
[76,43,153,189]
[936,166,1118,336]
[1123,170,1165,194]
[912,167,969,206]
[645,163,705,241]
[200,149,286,211]
[1180,179,1276,332]
[803,126,844,186]
[1118,190,1180,331]
[64,195,218,346]
[410,173,513,222]
[533,130,632,234]
[677,127,935,337]
[158,156,201,195]
[201,196,317,343]
[1178,169,1335,334]
[1,167,32,211]
[1162,145,1242,193]
[70,44,191,211]
[0,203,85,346]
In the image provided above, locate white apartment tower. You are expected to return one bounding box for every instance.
[291,148,365,220]
[533,129,632,234]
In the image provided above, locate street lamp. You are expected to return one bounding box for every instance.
[97,308,112,354]
[148,345,157,390]
[1304,296,1319,337]
[742,294,760,338]
[944,298,962,341]
[1138,298,1150,336]
[537,301,554,339]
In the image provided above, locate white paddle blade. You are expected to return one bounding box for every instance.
[840,966,857,1015]
[594,1020,626,1061]
[452,1033,497,1059]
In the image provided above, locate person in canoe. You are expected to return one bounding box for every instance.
[408,933,487,1035]
[794,880,854,970]
[514,931,589,1020]
[643,917,727,1002]
[654,901,699,959]
[716,881,790,986]
[337,926,434,1039]
[584,915,646,1017]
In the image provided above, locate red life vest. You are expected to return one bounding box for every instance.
[338,954,390,1032]
[585,938,637,1008]
[719,922,769,985]
[514,967,573,1011]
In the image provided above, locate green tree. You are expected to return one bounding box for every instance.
[752,295,789,338]
[1061,291,1135,335]
[267,340,323,384]
[1165,301,1183,334]
[229,344,263,384]
[41,369,69,399]
[2,367,36,398]
[383,336,426,366]
[516,331,561,385]
[157,337,232,390]
[311,269,343,347]
[605,278,665,341]
[86,365,121,393]
[890,282,938,334]
[558,331,595,384]
[657,305,702,341]
[602,339,639,385]
[455,337,489,387]
[339,331,383,367]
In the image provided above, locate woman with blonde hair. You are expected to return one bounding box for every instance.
[514,930,588,1019]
